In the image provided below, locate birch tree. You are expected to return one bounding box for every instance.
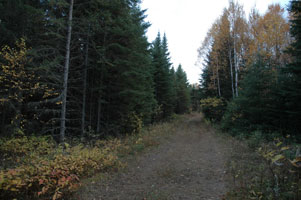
[248,4,290,67]
[198,12,233,99]
[227,0,248,97]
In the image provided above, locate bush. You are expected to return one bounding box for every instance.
[0,134,55,159]
[0,136,123,200]
[226,136,301,200]
[0,116,182,200]
[200,97,226,122]
[0,115,182,200]
[122,112,143,135]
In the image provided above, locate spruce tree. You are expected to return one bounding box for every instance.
[280,0,301,137]
[175,64,191,114]
[151,32,174,120]
[222,57,278,134]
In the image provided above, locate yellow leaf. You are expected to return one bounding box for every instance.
[289,157,301,168]
[64,143,69,148]
[281,146,289,151]
[276,142,282,147]
[272,154,285,163]
[10,187,19,192]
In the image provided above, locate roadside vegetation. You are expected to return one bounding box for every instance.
[198,1,301,199]
[0,116,181,200]
[222,131,301,199]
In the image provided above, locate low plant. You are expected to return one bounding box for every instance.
[200,97,226,122]
[0,115,182,199]
[226,135,301,200]
[0,136,123,200]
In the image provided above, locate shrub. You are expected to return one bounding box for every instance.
[0,115,181,199]
[122,112,143,135]
[0,135,55,159]
[0,136,123,200]
[226,136,301,200]
[200,97,226,122]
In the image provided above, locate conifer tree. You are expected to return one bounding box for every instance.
[222,58,276,133]
[151,32,175,120]
[280,0,301,136]
[175,64,191,114]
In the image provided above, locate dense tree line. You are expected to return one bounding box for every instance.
[0,0,191,142]
[198,0,301,141]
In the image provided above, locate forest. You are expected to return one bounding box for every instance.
[198,1,301,141]
[0,0,192,199]
[0,0,300,199]
[0,0,191,141]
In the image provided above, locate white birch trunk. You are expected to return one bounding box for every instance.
[235,54,239,97]
[234,40,239,97]
[229,47,235,98]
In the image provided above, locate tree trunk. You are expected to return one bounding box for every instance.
[89,74,94,127]
[229,48,235,98]
[232,37,239,98]
[81,27,90,139]
[60,0,74,144]
[1,108,5,135]
[233,33,239,98]
[96,97,101,133]
[217,66,221,97]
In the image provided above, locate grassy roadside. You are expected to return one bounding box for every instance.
[0,115,183,200]
[216,130,301,200]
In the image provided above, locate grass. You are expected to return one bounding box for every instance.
[222,132,301,200]
[201,117,301,199]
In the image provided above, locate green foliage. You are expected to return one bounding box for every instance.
[226,136,301,199]
[200,97,226,122]
[122,112,143,135]
[0,0,191,140]
[221,59,278,136]
[174,64,191,114]
[0,134,54,160]
[151,32,176,120]
[0,39,57,134]
[190,84,201,112]
[0,0,44,47]
[278,0,301,138]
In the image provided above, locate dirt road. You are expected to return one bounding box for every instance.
[77,114,230,200]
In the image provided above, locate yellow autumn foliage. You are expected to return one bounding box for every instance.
[0,116,180,200]
[0,39,58,128]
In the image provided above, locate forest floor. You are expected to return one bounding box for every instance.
[75,113,233,200]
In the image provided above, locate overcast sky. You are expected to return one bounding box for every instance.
[141,0,290,84]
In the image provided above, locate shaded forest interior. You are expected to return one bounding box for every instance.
[0,0,192,142]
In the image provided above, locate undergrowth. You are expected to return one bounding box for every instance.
[224,132,301,200]
[0,116,181,200]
